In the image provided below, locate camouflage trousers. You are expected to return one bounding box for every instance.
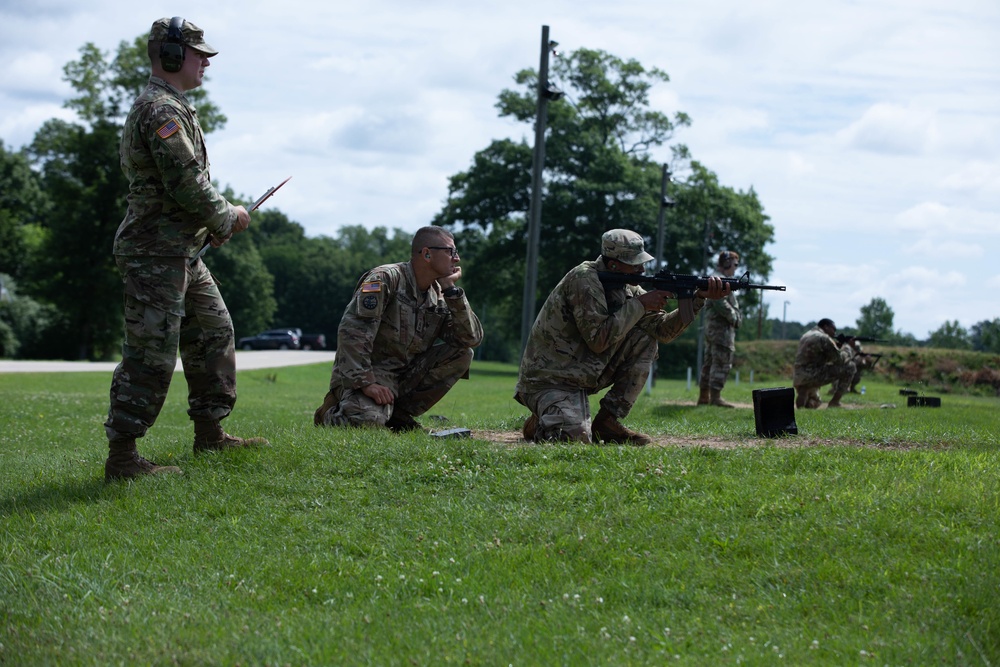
[104,256,237,442]
[317,343,473,428]
[517,328,657,442]
[793,359,856,399]
[700,339,734,391]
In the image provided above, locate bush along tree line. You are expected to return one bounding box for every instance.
[2,36,998,363]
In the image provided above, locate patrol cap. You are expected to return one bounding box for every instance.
[601,229,654,265]
[148,17,218,57]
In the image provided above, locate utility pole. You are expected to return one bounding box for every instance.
[654,165,673,272]
[520,25,561,352]
[647,165,674,393]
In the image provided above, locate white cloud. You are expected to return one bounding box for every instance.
[894,202,1000,236]
[940,161,1000,195]
[836,103,938,155]
[902,238,983,261]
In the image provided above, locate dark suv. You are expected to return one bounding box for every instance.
[237,329,301,350]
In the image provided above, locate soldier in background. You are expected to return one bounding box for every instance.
[792,318,856,409]
[698,250,742,407]
[840,336,876,393]
[104,17,267,482]
[515,229,730,445]
[314,226,483,432]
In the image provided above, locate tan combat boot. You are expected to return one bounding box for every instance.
[194,420,269,454]
[313,390,338,426]
[591,409,651,447]
[522,414,538,441]
[105,439,182,482]
[710,389,735,408]
[697,386,711,405]
[827,391,845,408]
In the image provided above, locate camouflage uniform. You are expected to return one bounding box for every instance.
[515,257,704,442]
[844,341,874,392]
[105,73,242,443]
[792,326,856,407]
[700,269,741,391]
[316,261,483,427]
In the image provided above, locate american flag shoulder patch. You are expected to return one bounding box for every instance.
[156,119,180,139]
[360,281,382,293]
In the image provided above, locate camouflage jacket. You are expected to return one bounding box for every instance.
[329,262,483,391]
[704,270,741,350]
[793,326,852,383]
[517,258,704,393]
[114,76,238,257]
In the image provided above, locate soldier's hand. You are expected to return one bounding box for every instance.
[438,266,462,289]
[233,206,251,234]
[696,276,731,300]
[636,289,672,311]
[361,382,394,406]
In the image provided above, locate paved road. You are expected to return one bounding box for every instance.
[0,350,337,373]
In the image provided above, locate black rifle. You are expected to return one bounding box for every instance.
[835,334,887,345]
[864,353,883,368]
[596,269,785,325]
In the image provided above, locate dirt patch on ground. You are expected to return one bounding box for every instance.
[451,400,923,451]
[459,429,928,451]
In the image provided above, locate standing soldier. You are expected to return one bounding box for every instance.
[698,250,742,407]
[104,17,267,482]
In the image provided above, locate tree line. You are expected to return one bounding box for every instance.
[2,34,998,363]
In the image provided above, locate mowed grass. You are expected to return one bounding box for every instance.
[1,360,998,665]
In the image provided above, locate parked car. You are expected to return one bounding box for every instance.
[237,329,301,350]
[301,333,327,350]
[283,328,328,350]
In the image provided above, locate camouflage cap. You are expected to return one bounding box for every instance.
[148,17,218,57]
[601,229,654,265]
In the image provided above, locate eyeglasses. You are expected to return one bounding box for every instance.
[427,246,459,258]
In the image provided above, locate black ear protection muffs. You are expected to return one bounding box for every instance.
[160,16,186,73]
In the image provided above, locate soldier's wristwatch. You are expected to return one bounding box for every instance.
[442,286,464,298]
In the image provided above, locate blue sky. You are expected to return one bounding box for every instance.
[2,0,998,338]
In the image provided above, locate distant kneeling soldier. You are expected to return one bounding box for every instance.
[792,318,856,409]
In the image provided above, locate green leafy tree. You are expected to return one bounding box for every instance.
[856,297,894,340]
[0,140,51,281]
[434,47,776,359]
[927,320,972,350]
[970,318,1000,353]
[0,274,60,359]
[27,117,127,359]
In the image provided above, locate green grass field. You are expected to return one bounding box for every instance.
[2,361,998,665]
